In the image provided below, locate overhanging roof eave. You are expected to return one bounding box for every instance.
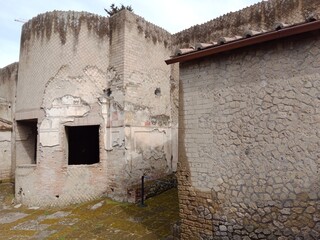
[165,20,320,65]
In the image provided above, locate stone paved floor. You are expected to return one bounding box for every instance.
[0,183,179,239]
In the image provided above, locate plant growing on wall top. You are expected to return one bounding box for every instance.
[104,3,133,16]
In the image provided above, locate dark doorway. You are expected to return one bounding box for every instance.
[66,125,100,165]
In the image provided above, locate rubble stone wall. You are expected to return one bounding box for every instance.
[178,30,320,239]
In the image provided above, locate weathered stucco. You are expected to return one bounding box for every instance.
[178,27,320,239]
[15,11,111,206]
[0,63,18,181]
[17,11,109,113]
[14,10,176,207]
[3,2,319,238]
[102,10,176,202]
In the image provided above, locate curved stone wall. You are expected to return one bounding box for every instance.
[14,10,176,207]
[15,11,110,206]
[17,11,109,113]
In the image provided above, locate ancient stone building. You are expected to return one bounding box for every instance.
[0,10,179,207]
[0,63,18,182]
[1,0,320,237]
[167,0,320,239]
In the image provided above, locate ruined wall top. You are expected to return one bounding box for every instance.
[110,9,171,48]
[20,11,109,50]
[0,62,18,84]
[17,11,110,113]
[0,62,18,126]
[20,9,172,49]
[14,0,320,62]
[172,0,320,48]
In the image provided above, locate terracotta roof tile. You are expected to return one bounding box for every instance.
[218,36,242,45]
[170,12,320,59]
[195,43,215,50]
[174,47,195,56]
[166,18,320,64]
[274,22,290,30]
[243,30,265,38]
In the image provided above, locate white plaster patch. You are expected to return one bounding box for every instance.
[39,118,60,147]
[106,128,124,150]
[60,117,75,124]
[0,131,11,141]
[0,103,11,122]
[39,130,59,147]
[133,129,167,151]
[47,95,90,117]
[51,118,61,129]
[40,119,52,129]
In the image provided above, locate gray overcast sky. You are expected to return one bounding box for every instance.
[0,0,262,68]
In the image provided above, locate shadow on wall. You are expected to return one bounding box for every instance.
[125,141,174,202]
[16,120,38,165]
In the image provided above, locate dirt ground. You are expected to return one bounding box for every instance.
[0,183,179,239]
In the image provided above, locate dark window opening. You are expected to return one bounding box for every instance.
[16,119,38,164]
[66,125,100,165]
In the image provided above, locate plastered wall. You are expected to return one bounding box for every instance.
[0,63,18,181]
[14,10,176,206]
[123,11,174,182]
[178,29,320,239]
[17,11,109,113]
[15,11,112,206]
[101,10,177,202]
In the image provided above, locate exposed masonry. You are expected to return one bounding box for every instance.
[1,1,319,238]
[12,10,177,207]
[174,1,320,239]
[178,36,320,238]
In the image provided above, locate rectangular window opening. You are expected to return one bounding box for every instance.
[66,125,100,165]
[16,119,38,165]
